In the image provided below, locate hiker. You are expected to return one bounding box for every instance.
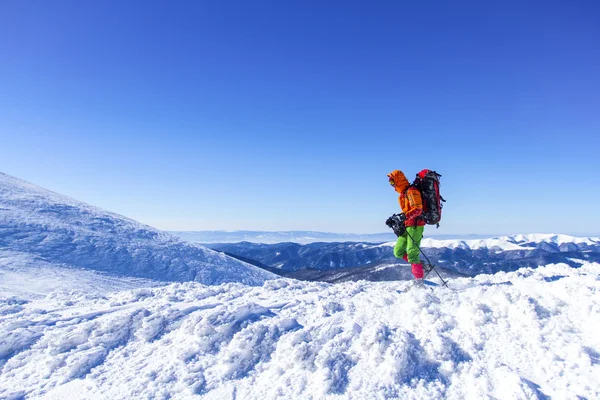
[387,170,425,280]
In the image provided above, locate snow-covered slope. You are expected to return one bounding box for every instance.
[0,250,165,300]
[1,262,598,399]
[0,173,275,286]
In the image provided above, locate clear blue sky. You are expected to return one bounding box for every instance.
[1,0,599,235]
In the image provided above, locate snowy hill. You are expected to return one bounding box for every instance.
[0,250,164,300]
[1,173,598,399]
[1,262,598,399]
[0,173,275,286]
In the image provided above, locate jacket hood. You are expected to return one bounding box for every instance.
[387,170,409,194]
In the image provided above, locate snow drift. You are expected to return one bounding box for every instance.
[0,172,275,286]
[0,262,598,399]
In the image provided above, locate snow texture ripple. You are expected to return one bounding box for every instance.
[1,262,598,399]
[0,172,275,286]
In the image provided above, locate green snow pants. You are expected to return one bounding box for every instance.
[393,225,425,264]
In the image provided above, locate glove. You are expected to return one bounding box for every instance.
[386,214,407,237]
[385,216,395,228]
[386,214,406,228]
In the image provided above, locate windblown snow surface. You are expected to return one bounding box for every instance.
[1,262,599,399]
[0,172,274,286]
[0,251,164,300]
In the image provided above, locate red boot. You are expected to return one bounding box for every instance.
[411,263,424,279]
[402,253,409,262]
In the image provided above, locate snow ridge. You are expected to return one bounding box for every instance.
[385,233,600,251]
[0,172,275,286]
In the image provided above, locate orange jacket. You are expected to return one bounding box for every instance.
[388,170,425,227]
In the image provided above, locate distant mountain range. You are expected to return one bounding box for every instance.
[171,230,497,244]
[203,234,600,281]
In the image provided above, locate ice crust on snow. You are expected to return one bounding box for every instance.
[1,262,599,399]
[0,172,275,286]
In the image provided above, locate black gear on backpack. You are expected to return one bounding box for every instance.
[412,169,446,227]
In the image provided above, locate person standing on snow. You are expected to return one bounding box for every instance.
[387,170,425,281]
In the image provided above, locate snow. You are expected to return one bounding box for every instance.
[506,233,600,246]
[420,237,530,251]
[0,250,164,300]
[379,233,600,252]
[1,262,598,399]
[0,172,275,286]
[1,172,599,398]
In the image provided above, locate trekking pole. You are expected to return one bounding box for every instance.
[405,228,449,287]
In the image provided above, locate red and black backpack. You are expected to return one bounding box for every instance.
[411,169,446,227]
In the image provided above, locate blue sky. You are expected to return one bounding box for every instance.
[1,1,599,235]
